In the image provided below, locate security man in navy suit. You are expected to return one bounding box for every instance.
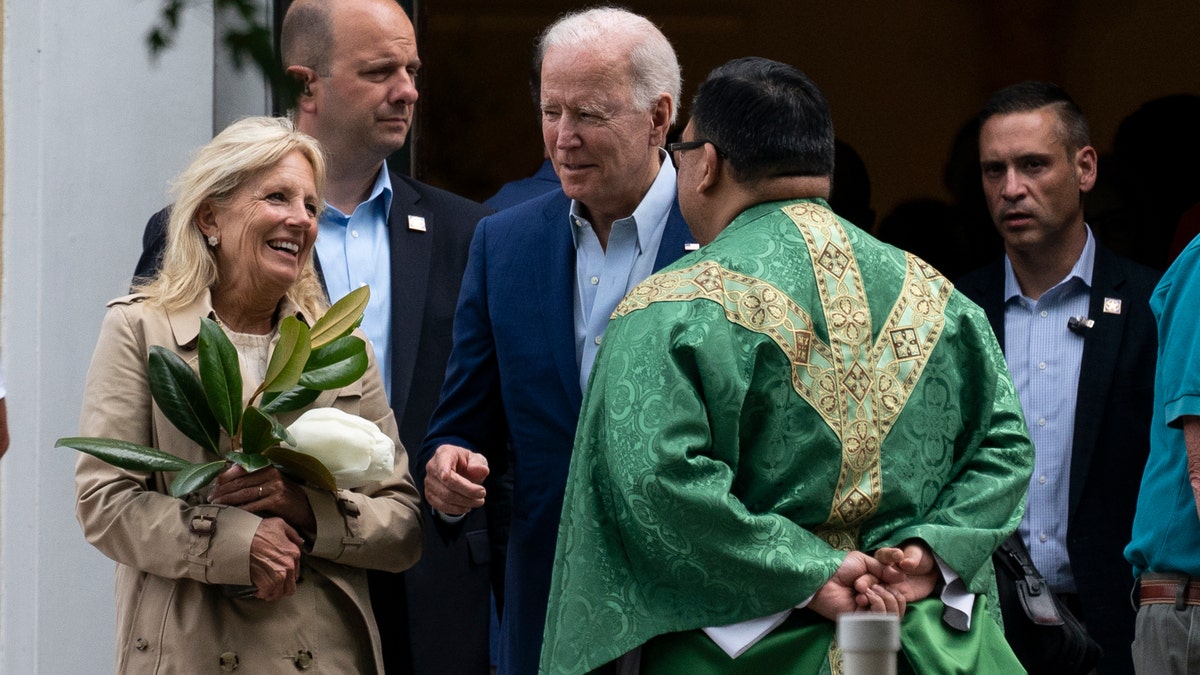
[958,81,1158,674]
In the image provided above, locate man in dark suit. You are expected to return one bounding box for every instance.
[133,1,496,673]
[957,81,1158,674]
[419,8,694,674]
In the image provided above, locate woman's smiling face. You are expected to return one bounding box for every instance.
[199,150,320,307]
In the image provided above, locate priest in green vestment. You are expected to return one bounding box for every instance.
[540,58,1034,674]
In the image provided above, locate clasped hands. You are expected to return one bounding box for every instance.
[210,464,316,602]
[808,541,940,621]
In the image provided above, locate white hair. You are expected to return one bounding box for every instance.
[537,7,681,123]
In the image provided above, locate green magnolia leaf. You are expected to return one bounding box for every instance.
[240,406,295,456]
[258,317,311,396]
[55,437,191,473]
[263,446,338,492]
[168,461,226,497]
[148,346,221,453]
[309,285,370,349]
[260,386,322,415]
[198,318,243,437]
[227,451,272,472]
[299,335,369,390]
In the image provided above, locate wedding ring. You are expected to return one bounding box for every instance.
[258,486,263,498]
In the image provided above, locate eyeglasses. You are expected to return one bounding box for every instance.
[668,139,725,168]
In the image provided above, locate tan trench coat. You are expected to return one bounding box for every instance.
[74,291,423,673]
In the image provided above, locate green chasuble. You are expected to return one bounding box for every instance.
[540,200,1034,674]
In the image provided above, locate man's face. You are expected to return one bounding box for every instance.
[978,108,1096,255]
[310,0,420,165]
[540,45,670,225]
[672,120,717,244]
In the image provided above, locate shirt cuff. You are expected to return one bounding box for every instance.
[432,508,467,524]
[934,552,975,631]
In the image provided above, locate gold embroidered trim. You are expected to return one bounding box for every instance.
[614,202,952,553]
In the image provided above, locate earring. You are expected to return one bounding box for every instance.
[207,235,219,247]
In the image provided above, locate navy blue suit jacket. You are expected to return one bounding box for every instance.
[484,159,560,211]
[957,243,1158,675]
[421,188,694,675]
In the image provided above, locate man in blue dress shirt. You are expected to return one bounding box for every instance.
[419,8,695,674]
[958,81,1159,674]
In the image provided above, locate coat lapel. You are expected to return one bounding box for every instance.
[1067,245,1125,522]
[386,175,434,426]
[654,201,696,271]
[535,194,585,412]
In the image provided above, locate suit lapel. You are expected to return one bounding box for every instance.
[654,201,696,270]
[386,175,434,425]
[535,194,585,412]
[1068,245,1125,522]
[973,260,1007,341]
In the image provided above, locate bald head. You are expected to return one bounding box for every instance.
[283,0,411,76]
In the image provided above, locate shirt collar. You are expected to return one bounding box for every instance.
[569,149,676,251]
[321,161,394,222]
[1003,225,1096,302]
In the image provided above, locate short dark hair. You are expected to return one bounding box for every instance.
[281,1,334,76]
[690,57,835,182]
[979,81,1091,153]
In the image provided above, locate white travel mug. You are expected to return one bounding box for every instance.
[837,613,900,675]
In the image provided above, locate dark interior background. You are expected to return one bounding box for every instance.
[397,1,1200,271]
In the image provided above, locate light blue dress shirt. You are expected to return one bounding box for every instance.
[1004,227,1095,593]
[571,152,676,393]
[314,163,394,397]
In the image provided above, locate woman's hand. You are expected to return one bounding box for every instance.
[211,464,317,535]
[250,517,304,601]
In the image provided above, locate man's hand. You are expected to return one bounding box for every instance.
[424,444,490,516]
[810,551,903,620]
[249,517,304,602]
[864,540,940,604]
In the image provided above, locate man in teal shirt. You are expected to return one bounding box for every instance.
[541,58,1035,674]
[1125,230,1200,673]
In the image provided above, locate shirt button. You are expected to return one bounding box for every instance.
[1039,533,1048,543]
[1038,475,1047,485]
[1040,310,1048,318]
[294,650,314,670]
[1037,418,1047,427]
[351,230,359,238]
[134,638,149,651]
[594,336,602,345]
[219,651,239,671]
[1038,362,1047,370]
[590,276,600,285]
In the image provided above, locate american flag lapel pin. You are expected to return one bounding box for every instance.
[407,215,427,232]
[1103,297,1122,314]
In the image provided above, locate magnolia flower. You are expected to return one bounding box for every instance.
[284,408,395,489]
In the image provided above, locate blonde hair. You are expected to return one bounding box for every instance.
[137,116,329,318]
